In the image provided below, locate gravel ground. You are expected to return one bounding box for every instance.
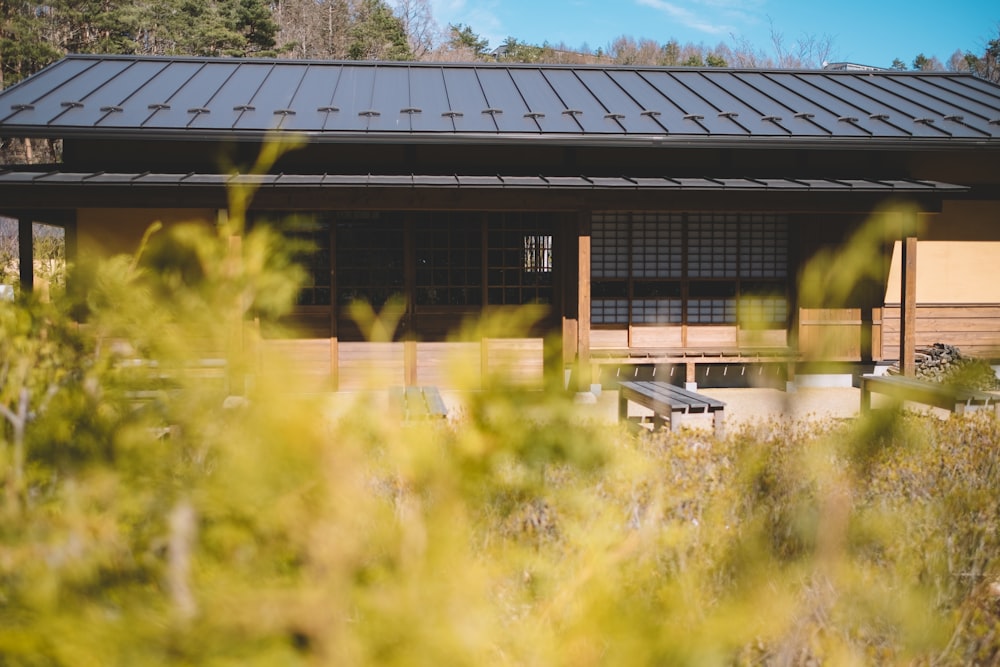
[329,385,945,434]
[572,386,865,432]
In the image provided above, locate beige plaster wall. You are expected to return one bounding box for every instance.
[77,208,217,258]
[884,200,1000,304]
[885,240,1000,304]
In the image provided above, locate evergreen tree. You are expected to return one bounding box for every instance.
[446,23,488,60]
[348,0,411,60]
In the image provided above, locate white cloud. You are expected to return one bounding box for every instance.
[636,0,763,36]
[428,0,505,48]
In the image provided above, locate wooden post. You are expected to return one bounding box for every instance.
[329,337,339,391]
[900,236,917,377]
[576,212,592,393]
[330,219,339,391]
[404,339,417,386]
[18,217,32,293]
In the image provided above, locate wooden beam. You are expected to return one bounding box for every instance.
[17,218,32,293]
[576,211,591,393]
[900,236,917,376]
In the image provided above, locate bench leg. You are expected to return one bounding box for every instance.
[669,412,681,433]
[618,392,629,422]
[860,383,872,415]
[713,410,725,438]
[653,412,665,431]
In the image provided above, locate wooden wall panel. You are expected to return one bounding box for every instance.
[878,305,1000,359]
[798,308,862,362]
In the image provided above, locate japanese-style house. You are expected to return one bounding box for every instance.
[1,55,999,391]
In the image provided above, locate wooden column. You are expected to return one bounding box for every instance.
[329,220,339,391]
[576,212,592,392]
[18,217,32,293]
[900,236,917,377]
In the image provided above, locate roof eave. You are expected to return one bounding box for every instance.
[8,127,992,152]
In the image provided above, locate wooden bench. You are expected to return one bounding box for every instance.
[390,386,448,421]
[618,380,726,437]
[860,374,1000,416]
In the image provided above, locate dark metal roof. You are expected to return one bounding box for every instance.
[0,169,969,192]
[1,55,999,147]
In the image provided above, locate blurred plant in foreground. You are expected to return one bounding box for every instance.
[1,170,999,666]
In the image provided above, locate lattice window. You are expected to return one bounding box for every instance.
[740,295,788,326]
[335,212,404,307]
[591,212,789,327]
[487,213,554,305]
[592,299,629,324]
[632,213,683,278]
[273,214,332,306]
[740,215,788,278]
[688,298,737,324]
[414,213,483,306]
[592,214,629,278]
[524,234,553,273]
[632,298,682,324]
[687,213,738,278]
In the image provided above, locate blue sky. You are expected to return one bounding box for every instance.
[427,0,999,68]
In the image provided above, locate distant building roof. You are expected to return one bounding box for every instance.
[1,55,998,147]
[823,62,886,72]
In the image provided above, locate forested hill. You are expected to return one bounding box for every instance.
[1,0,997,89]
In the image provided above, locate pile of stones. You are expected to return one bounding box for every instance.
[888,343,1000,390]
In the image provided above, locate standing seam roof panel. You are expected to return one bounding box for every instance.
[1,58,99,123]
[407,66,454,131]
[721,72,843,137]
[62,60,171,128]
[848,76,966,137]
[197,63,272,130]
[325,66,376,132]
[367,66,413,131]
[603,70,686,133]
[505,68,581,132]
[141,63,237,129]
[439,67,497,132]
[542,69,626,133]
[280,64,346,132]
[476,68,544,132]
[638,71,737,135]
[3,56,1000,143]
[751,73,872,137]
[888,76,1000,135]
[19,60,134,127]
[931,78,1000,137]
[807,74,950,138]
[233,63,310,131]
[99,61,191,128]
[135,62,216,128]
[669,71,789,136]
[787,74,915,137]
[573,70,669,133]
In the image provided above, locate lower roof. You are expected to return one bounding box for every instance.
[0,170,969,193]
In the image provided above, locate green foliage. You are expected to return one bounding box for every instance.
[348,0,412,61]
[447,22,489,58]
[3,146,1000,664]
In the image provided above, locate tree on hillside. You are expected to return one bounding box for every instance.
[443,23,488,61]
[912,52,944,71]
[964,26,1000,82]
[274,0,350,59]
[0,0,63,87]
[348,0,411,60]
[393,0,436,60]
